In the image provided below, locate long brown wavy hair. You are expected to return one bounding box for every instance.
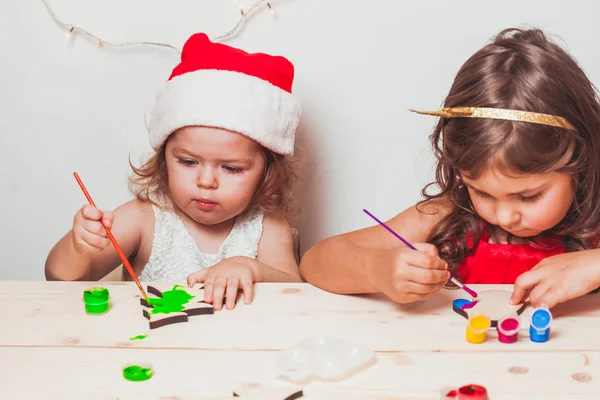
[417,28,600,277]
[128,133,300,222]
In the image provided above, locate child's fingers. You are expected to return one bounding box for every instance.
[509,287,532,306]
[101,211,114,229]
[81,205,103,221]
[396,280,446,295]
[404,264,449,285]
[412,243,440,257]
[212,276,228,311]
[405,251,448,271]
[79,229,111,250]
[527,281,555,308]
[186,269,208,288]
[80,206,113,228]
[240,278,253,304]
[73,232,101,253]
[510,285,531,305]
[511,269,546,304]
[83,220,108,237]
[203,276,215,303]
[225,278,239,310]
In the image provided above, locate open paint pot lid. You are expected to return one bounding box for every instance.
[441,384,488,399]
[457,384,488,399]
[83,287,110,314]
[467,314,491,334]
[497,314,520,336]
[83,287,109,304]
[530,305,552,331]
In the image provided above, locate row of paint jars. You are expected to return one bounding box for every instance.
[466,305,552,344]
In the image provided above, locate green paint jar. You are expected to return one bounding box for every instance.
[83,287,110,314]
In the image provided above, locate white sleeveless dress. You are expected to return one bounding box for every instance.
[139,205,264,282]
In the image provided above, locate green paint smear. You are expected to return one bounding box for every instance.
[129,334,148,341]
[123,365,153,382]
[148,284,195,315]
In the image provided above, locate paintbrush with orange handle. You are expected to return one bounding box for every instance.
[73,172,149,301]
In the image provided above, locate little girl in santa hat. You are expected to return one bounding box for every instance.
[45,33,303,311]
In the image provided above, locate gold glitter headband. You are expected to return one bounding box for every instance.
[408,107,576,131]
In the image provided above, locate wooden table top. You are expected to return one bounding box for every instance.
[2,281,599,399]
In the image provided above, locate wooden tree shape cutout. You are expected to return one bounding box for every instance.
[140,284,214,329]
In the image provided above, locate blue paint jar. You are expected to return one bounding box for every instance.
[529,305,552,342]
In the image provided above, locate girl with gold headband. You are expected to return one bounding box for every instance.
[300,28,600,309]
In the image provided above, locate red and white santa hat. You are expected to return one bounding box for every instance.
[145,33,301,156]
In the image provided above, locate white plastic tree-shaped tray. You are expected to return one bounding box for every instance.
[274,336,375,382]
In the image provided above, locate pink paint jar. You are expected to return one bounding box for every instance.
[497,314,520,343]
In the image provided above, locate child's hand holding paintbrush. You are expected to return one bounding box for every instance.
[45,204,117,282]
[363,209,478,301]
[46,173,149,301]
[365,239,452,304]
[299,207,462,304]
[72,205,115,255]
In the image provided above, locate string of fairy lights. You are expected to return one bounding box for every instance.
[41,0,278,54]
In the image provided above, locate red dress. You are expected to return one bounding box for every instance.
[456,231,565,284]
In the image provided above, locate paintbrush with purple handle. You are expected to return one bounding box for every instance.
[363,208,478,299]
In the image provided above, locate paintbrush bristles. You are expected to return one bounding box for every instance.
[450,277,478,298]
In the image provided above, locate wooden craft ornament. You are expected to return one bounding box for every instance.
[452,289,526,328]
[140,284,214,329]
[233,390,304,399]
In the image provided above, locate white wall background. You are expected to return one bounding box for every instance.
[1,0,598,280]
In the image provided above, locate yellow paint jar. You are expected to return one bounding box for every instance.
[466,314,491,344]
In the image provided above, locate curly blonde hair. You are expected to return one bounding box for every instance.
[128,141,300,222]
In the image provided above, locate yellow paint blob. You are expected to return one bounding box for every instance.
[466,315,491,344]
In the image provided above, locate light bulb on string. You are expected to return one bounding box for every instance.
[41,0,278,51]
